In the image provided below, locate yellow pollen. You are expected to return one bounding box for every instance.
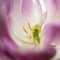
[32,25,41,32]
[22,22,42,45]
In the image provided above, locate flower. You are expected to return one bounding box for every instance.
[0,0,57,60]
[9,0,47,50]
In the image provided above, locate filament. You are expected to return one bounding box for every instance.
[22,26,28,34]
[28,22,32,31]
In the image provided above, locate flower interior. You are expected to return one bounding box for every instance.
[22,22,42,46]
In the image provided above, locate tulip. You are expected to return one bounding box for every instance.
[0,0,56,60]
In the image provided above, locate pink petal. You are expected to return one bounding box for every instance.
[43,23,60,45]
[0,0,13,14]
[21,0,42,26]
[43,0,60,45]
[21,0,42,15]
[45,0,60,22]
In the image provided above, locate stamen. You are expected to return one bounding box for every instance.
[11,30,35,45]
[22,22,42,45]
[22,26,28,34]
[28,22,32,31]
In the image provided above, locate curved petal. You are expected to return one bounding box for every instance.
[21,0,42,26]
[44,0,60,22]
[43,23,60,45]
[10,0,42,26]
[0,0,13,15]
[43,0,60,45]
[0,43,56,60]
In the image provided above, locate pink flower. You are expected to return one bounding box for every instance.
[0,0,57,60]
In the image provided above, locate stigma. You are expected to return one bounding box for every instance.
[22,22,42,45]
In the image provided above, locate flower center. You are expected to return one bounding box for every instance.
[22,22,42,45]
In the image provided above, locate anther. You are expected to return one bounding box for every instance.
[28,22,32,31]
[22,26,28,34]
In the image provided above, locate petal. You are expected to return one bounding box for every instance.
[0,15,22,60]
[21,0,42,26]
[52,45,60,60]
[44,0,60,22]
[43,23,60,45]
[0,0,13,37]
[25,46,56,60]
[0,0,21,56]
[0,0,13,14]
[40,12,47,26]
[10,0,43,26]
[0,43,56,60]
[0,14,8,37]
[43,0,60,45]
